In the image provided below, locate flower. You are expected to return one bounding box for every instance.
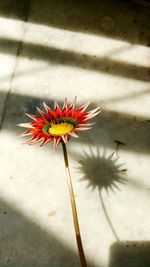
[18,97,100,147]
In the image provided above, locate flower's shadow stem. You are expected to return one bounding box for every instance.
[99,190,119,241]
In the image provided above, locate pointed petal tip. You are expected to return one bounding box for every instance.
[73,95,77,104]
[25,113,38,121]
[53,137,57,148]
[43,101,50,112]
[78,101,91,113]
[69,96,77,109]
[76,126,91,131]
[36,106,42,113]
[40,138,51,147]
[69,131,79,138]
[19,132,31,137]
[88,107,101,114]
[63,98,68,109]
[61,135,68,144]
[17,123,34,129]
[43,101,47,107]
[25,113,31,117]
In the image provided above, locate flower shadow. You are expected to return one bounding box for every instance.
[76,147,127,241]
[77,147,126,193]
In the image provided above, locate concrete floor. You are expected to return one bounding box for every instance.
[0,0,150,266]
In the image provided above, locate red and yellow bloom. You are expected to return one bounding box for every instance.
[18,98,100,147]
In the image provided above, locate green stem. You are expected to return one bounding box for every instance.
[62,142,88,267]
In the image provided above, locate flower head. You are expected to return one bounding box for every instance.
[18,97,100,147]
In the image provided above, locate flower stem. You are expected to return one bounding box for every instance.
[62,142,88,267]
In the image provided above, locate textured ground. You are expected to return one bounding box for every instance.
[0,0,150,266]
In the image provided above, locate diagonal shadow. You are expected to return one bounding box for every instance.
[0,0,149,46]
[100,88,150,105]
[0,65,47,84]
[0,0,30,21]
[109,241,150,267]
[0,37,149,82]
[0,91,150,154]
[90,108,150,154]
[0,196,101,267]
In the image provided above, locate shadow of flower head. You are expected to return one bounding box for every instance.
[77,147,126,194]
[76,147,127,241]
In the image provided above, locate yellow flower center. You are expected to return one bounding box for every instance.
[48,122,74,136]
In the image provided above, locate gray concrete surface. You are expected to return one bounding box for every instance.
[0,0,150,266]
